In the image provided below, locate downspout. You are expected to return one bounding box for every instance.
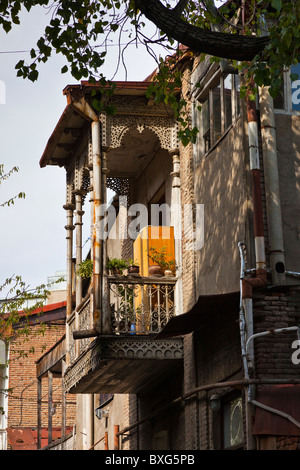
[238,85,268,450]
[258,86,286,285]
[91,120,102,332]
[242,87,267,370]
[246,89,267,274]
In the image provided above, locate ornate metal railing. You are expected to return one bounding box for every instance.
[108,276,176,335]
[66,276,177,365]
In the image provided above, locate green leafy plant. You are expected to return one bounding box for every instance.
[76,259,93,279]
[127,259,139,267]
[148,246,175,273]
[106,257,129,274]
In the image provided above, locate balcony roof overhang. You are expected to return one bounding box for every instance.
[39,81,159,169]
[36,335,66,379]
[63,335,183,394]
[156,291,240,339]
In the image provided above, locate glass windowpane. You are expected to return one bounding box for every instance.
[212,82,221,143]
[224,74,232,129]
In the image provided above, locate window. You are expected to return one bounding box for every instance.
[211,393,244,450]
[199,73,241,153]
[222,396,244,449]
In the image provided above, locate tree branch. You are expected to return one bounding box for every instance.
[134,0,269,61]
[172,0,189,16]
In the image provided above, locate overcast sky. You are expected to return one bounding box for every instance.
[0,6,162,296]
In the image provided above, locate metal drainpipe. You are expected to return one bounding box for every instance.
[247,89,266,273]
[243,89,268,367]
[237,87,268,450]
[259,85,286,285]
[101,147,111,335]
[92,120,102,332]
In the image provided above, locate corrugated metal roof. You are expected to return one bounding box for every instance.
[253,385,300,436]
[7,427,73,450]
[156,291,240,339]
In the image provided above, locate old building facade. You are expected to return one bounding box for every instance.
[38,52,300,450]
[1,301,76,450]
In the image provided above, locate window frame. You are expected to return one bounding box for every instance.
[193,70,241,162]
[211,391,245,451]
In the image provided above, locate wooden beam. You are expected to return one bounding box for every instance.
[48,370,53,446]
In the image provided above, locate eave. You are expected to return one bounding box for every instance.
[63,335,183,394]
[39,79,179,169]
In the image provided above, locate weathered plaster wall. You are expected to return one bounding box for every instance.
[275,113,300,274]
[193,118,248,296]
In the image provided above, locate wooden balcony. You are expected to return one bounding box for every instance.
[63,275,183,394]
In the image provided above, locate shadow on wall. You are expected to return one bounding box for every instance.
[194,119,247,296]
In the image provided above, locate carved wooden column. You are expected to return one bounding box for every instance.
[75,191,85,305]
[91,120,102,332]
[74,190,85,358]
[88,163,94,330]
[101,147,111,334]
[63,202,75,366]
[170,148,183,316]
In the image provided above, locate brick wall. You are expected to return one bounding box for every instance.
[194,308,244,449]
[7,320,76,432]
[253,291,300,378]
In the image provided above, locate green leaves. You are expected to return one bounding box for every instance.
[271,0,282,12]
[0,164,26,207]
[1,1,300,144]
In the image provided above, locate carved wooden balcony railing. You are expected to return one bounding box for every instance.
[67,294,92,364]
[66,276,176,365]
[109,276,176,335]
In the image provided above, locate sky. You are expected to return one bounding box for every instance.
[0,6,163,297]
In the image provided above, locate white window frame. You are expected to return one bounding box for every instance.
[192,70,241,164]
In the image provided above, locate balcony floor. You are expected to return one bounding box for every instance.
[64,335,183,394]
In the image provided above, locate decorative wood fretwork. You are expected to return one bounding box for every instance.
[106,176,130,197]
[66,171,75,206]
[99,96,179,151]
[63,335,183,393]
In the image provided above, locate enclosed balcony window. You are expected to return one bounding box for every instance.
[200,73,241,153]
[202,96,210,154]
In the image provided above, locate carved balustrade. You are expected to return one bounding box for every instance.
[109,276,176,335]
[66,276,176,366]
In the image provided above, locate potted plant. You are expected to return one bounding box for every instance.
[147,246,176,276]
[76,258,93,279]
[106,257,129,275]
[127,259,140,275]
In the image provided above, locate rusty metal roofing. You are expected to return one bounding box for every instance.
[7,427,73,450]
[253,385,300,436]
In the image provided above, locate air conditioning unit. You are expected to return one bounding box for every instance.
[95,407,109,420]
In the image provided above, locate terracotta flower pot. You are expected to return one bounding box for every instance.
[148,264,163,276]
[128,265,140,275]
